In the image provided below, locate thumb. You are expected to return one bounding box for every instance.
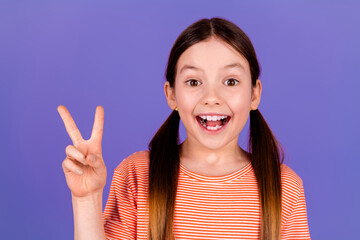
[87,154,103,169]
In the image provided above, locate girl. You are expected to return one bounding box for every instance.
[58,17,310,240]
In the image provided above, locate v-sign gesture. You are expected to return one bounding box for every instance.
[58,105,107,198]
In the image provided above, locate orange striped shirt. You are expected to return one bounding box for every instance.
[103,151,310,239]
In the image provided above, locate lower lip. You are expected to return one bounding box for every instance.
[196,117,231,135]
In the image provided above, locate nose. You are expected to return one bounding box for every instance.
[202,84,222,106]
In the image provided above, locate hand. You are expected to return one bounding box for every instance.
[57,105,107,198]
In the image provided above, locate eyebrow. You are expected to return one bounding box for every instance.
[179,62,245,74]
[223,63,245,71]
[179,65,200,74]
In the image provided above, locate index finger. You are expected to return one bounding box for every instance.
[57,105,84,145]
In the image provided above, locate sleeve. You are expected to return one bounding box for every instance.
[281,182,311,239]
[103,158,137,240]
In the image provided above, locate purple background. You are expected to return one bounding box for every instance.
[1,0,359,239]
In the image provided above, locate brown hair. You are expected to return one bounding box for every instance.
[148,17,284,240]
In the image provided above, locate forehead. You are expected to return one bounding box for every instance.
[176,37,250,74]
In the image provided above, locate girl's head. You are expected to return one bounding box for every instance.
[149,17,283,240]
[165,17,260,87]
[164,18,262,150]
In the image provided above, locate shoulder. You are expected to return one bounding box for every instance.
[281,163,304,187]
[280,163,305,204]
[114,150,150,178]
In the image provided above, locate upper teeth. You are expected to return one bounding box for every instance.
[199,115,228,121]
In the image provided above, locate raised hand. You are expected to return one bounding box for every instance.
[57,105,107,198]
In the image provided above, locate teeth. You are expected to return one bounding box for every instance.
[206,125,222,130]
[199,115,228,121]
[200,120,223,130]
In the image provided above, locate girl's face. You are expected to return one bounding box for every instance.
[165,37,262,151]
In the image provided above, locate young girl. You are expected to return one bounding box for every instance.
[58,17,310,240]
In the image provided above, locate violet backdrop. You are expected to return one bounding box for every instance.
[0,0,359,239]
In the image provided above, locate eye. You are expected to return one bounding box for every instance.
[224,78,239,86]
[186,79,201,87]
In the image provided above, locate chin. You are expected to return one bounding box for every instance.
[199,140,229,151]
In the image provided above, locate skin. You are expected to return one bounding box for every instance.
[164,36,262,176]
[57,105,107,240]
[57,105,106,197]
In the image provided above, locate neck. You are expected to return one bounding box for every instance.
[179,137,248,167]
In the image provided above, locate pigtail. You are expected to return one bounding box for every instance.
[148,110,180,240]
[249,109,284,240]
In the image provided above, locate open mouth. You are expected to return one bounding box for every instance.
[196,115,230,131]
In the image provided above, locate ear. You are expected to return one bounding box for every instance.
[250,79,262,110]
[164,81,177,110]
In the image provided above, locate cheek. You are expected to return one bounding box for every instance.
[175,88,199,112]
[228,91,251,112]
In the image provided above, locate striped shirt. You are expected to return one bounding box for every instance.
[103,151,310,239]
